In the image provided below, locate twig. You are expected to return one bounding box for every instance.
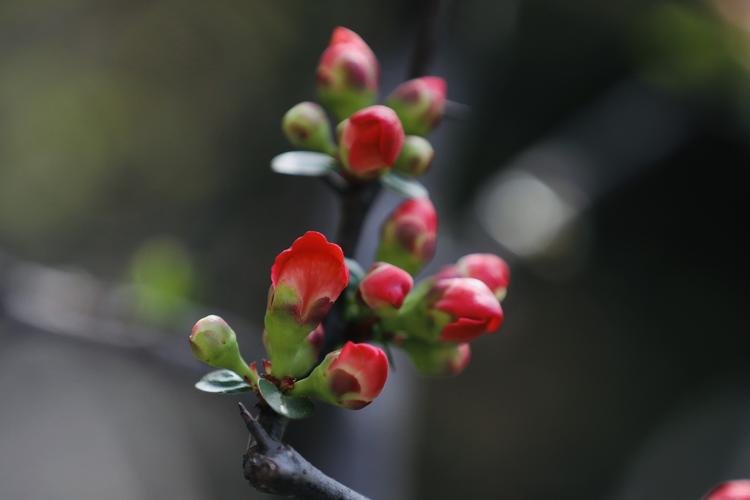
[239,404,369,500]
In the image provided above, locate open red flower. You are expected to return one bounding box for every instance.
[386,76,446,136]
[339,105,404,178]
[706,481,750,500]
[431,277,503,342]
[437,253,510,299]
[269,231,348,327]
[317,27,379,120]
[376,197,437,275]
[359,262,413,315]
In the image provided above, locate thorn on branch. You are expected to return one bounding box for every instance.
[238,402,275,452]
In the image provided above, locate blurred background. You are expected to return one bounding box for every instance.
[1,0,749,498]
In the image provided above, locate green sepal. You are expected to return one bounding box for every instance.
[289,352,338,405]
[375,221,431,277]
[399,339,463,376]
[264,310,320,379]
[380,280,446,342]
[264,282,325,379]
[319,87,376,122]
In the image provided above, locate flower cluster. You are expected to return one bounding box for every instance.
[191,232,389,410]
[363,206,509,375]
[281,26,446,181]
[188,27,510,417]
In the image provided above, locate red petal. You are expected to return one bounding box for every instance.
[271,231,349,323]
[330,342,389,399]
[440,318,488,342]
[435,278,504,339]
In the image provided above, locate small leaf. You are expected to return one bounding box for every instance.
[271,151,336,176]
[381,171,429,199]
[257,378,314,419]
[195,369,253,394]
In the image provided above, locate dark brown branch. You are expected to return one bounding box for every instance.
[239,404,369,500]
[408,0,442,79]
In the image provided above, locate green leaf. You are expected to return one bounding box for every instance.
[257,378,314,419]
[271,151,336,177]
[381,171,429,199]
[195,369,253,394]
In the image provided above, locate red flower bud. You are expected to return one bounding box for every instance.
[376,197,437,275]
[386,76,446,136]
[437,253,510,300]
[264,232,348,377]
[359,262,414,316]
[393,135,434,177]
[317,27,379,120]
[431,277,503,342]
[293,341,389,409]
[706,481,750,500]
[339,105,404,179]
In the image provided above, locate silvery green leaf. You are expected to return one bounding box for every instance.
[271,151,336,176]
[381,171,429,199]
[195,369,252,394]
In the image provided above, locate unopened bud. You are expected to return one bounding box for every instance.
[393,135,434,177]
[359,262,414,316]
[386,76,446,136]
[317,27,379,120]
[376,198,437,276]
[189,315,260,388]
[292,341,388,409]
[339,105,404,179]
[282,102,335,154]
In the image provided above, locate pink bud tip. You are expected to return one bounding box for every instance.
[359,262,414,311]
[456,253,510,297]
[420,76,447,100]
[330,27,369,51]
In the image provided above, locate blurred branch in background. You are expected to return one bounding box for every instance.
[475,78,693,276]
[0,247,250,370]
